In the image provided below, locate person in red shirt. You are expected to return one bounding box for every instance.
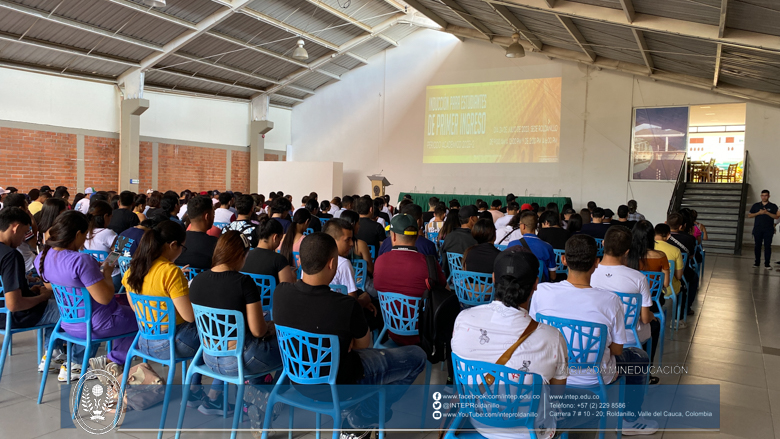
[373,214,446,345]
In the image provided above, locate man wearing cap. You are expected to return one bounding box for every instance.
[452,248,568,439]
[374,214,447,346]
[440,205,479,275]
[75,187,94,215]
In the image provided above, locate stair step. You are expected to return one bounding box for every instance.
[686,206,740,214]
[705,226,738,234]
[682,195,743,202]
[705,234,737,243]
[702,247,737,255]
[681,201,742,208]
[696,214,740,221]
[702,240,737,249]
[687,183,744,190]
[684,190,743,196]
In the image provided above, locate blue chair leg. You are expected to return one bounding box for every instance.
[175,366,196,439]
[330,409,340,439]
[37,329,43,362]
[37,334,58,404]
[0,330,11,382]
[181,361,187,383]
[378,388,386,439]
[288,407,295,439]
[106,340,112,355]
[315,413,321,439]
[223,381,229,419]
[158,362,177,439]
[118,353,134,416]
[231,383,245,439]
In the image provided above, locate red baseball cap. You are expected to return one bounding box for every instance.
[521,203,533,211]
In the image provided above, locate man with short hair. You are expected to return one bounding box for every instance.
[333,195,353,219]
[537,210,571,250]
[378,204,437,257]
[615,205,637,230]
[530,235,658,435]
[270,197,292,232]
[273,233,427,433]
[422,196,439,224]
[627,199,645,222]
[488,199,504,224]
[425,202,447,235]
[476,200,492,222]
[28,189,50,216]
[75,187,94,214]
[495,201,519,230]
[603,209,614,224]
[3,194,38,272]
[748,189,779,268]
[175,196,217,270]
[580,207,611,239]
[591,226,661,378]
[214,192,236,224]
[374,214,446,345]
[448,199,461,211]
[507,211,557,281]
[108,191,140,235]
[374,198,390,225]
[355,197,386,249]
[224,194,258,246]
[561,207,576,229]
[440,205,479,275]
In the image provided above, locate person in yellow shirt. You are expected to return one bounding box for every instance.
[28,191,50,216]
[122,220,206,406]
[654,224,685,323]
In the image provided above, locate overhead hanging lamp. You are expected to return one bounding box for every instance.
[505,33,525,58]
[292,39,309,61]
[142,0,166,8]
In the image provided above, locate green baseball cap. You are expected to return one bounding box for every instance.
[388,214,418,236]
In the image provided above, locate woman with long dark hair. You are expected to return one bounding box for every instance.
[464,218,500,273]
[627,220,670,290]
[35,211,136,382]
[242,216,295,284]
[134,194,147,222]
[36,198,68,247]
[84,201,121,291]
[438,209,461,241]
[566,213,583,235]
[189,231,282,415]
[279,208,311,267]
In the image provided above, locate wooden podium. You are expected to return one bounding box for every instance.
[367,174,391,197]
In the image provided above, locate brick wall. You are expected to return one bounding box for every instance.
[0,127,77,193]
[139,141,152,192]
[84,136,119,192]
[158,143,227,193]
[264,152,286,161]
[231,150,250,193]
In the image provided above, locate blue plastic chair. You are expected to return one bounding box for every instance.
[451,269,494,307]
[121,293,195,439]
[374,291,432,387]
[425,230,440,248]
[81,249,108,262]
[614,292,651,355]
[446,353,546,439]
[693,244,705,283]
[176,305,279,439]
[318,217,328,227]
[178,266,204,282]
[304,228,313,236]
[368,245,377,261]
[535,314,625,439]
[553,249,568,274]
[116,256,133,294]
[641,271,666,366]
[213,222,229,230]
[494,244,508,251]
[241,273,276,319]
[261,325,386,439]
[329,284,348,295]
[38,284,138,406]
[679,253,690,327]
[352,259,367,290]
[0,279,56,383]
[292,251,302,279]
[666,260,685,332]
[446,252,463,284]
[595,238,605,258]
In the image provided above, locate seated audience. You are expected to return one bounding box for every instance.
[29,190,50,216]
[495,212,523,246]
[36,198,68,246]
[452,249,568,439]
[627,199,646,221]
[690,209,708,244]
[378,204,437,258]
[462,218,500,274]
[273,232,427,433]
[507,211,557,281]
[422,196,439,224]
[269,197,292,232]
[561,207,575,229]
[579,208,591,225]
[425,202,447,235]
[653,224,684,302]
[242,217,295,284]
[223,194,258,245]
[337,211,375,274]
[537,210,571,250]
[603,208,614,224]
[355,197,386,249]
[530,234,658,435]
[494,201,519,230]
[108,191,140,235]
[83,201,121,291]
[318,200,333,219]
[476,200,493,222]
[36,210,136,382]
[440,205,479,275]
[615,205,637,230]
[304,199,323,233]
[567,213,583,235]
[665,212,699,316]
[279,209,311,267]
[214,192,236,224]
[579,207,611,239]
[117,220,152,256]
[323,219,377,321]
[333,195,353,219]
[133,194,147,222]
[75,187,94,214]
[3,194,38,272]
[190,231,282,415]
[175,196,217,270]
[374,198,390,226]
[489,199,504,223]
[499,193,515,214]
[627,221,670,292]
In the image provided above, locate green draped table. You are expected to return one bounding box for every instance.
[398,194,572,211]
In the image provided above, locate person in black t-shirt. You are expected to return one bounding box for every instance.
[108,191,140,235]
[175,196,217,270]
[422,196,439,224]
[537,210,572,250]
[355,197,386,248]
[242,216,296,284]
[303,199,322,233]
[374,197,390,225]
[579,207,611,239]
[614,205,637,231]
[273,233,426,430]
[317,200,333,219]
[189,231,282,415]
[463,219,500,274]
[748,190,780,268]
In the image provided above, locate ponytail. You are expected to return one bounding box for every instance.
[39,211,89,283]
[280,209,311,266]
[86,201,112,240]
[126,220,186,293]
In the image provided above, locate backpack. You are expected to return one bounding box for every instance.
[418,254,461,364]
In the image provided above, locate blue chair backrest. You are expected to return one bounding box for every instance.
[128,293,176,340]
[451,353,542,429]
[319,217,328,227]
[241,273,276,318]
[494,244,508,251]
[377,291,422,337]
[178,266,204,282]
[81,249,108,263]
[614,292,641,341]
[352,259,367,290]
[594,238,604,257]
[641,271,665,302]
[303,228,313,236]
[214,222,229,230]
[0,278,7,315]
[117,256,132,277]
[329,284,348,295]
[535,314,607,370]
[192,304,245,358]
[451,269,494,307]
[425,230,439,244]
[368,245,376,261]
[682,253,689,271]
[553,249,567,274]
[292,252,302,279]
[446,252,463,272]
[274,325,340,385]
[50,284,92,325]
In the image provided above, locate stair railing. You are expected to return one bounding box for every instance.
[667,157,688,216]
[735,150,750,255]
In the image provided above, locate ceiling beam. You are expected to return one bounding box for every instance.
[171,52,279,84]
[377,34,399,47]
[239,7,340,51]
[718,0,728,38]
[487,3,542,51]
[0,59,116,84]
[0,0,163,53]
[272,93,305,103]
[439,0,495,40]
[401,0,449,29]
[714,43,722,87]
[154,68,265,93]
[631,29,653,74]
[617,0,635,23]
[206,32,309,68]
[344,51,370,64]
[545,0,555,6]
[104,0,197,30]
[487,0,780,54]
[314,69,341,80]
[556,15,596,61]
[0,32,139,67]
[381,0,408,11]
[300,0,372,32]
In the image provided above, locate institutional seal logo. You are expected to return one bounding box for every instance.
[70,369,123,434]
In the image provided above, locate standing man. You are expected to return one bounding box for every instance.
[748,189,780,269]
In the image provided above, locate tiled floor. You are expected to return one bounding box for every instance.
[1,252,779,439]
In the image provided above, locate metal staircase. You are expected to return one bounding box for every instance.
[680,183,747,255]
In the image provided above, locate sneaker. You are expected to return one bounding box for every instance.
[687,308,695,316]
[670,321,687,329]
[339,432,371,439]
[754,263,760,268]
[186,388,207,408]
[88,356,123,384]
[38,348,66,373]
[622,417,659,435]
[766,265,773,270]
[198,397,234,416]
[58,362,82,382]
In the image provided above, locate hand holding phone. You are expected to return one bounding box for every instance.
[104,251,122,268]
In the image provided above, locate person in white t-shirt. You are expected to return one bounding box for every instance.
[494,213,524,246]
[83,200,121,291]
[530,234,658,436]
[333,196,353,219]
[213,192,236,225]
[494,201,519,231]
[591,226,661,385]
[452,249,568,439]
[75,187,94,215]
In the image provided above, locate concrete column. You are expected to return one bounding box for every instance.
[225,149,232,191]
[151,142,159,190]
[249,120,274,193]
[119,98,150,192]
[76,134,85,193]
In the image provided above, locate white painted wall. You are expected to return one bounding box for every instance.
[291,29,780,225]
[265,106,292,152]
[257,161,342,201]
[0,67,119,132]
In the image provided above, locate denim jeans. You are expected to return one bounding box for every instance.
[36,299,60,354]
[203,336,282,391]
[754,229,774,266]
[136,321,202,385]
[353,345,428,419]
[615,347,649,421]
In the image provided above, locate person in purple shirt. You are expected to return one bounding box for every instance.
[35,210,137,382]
